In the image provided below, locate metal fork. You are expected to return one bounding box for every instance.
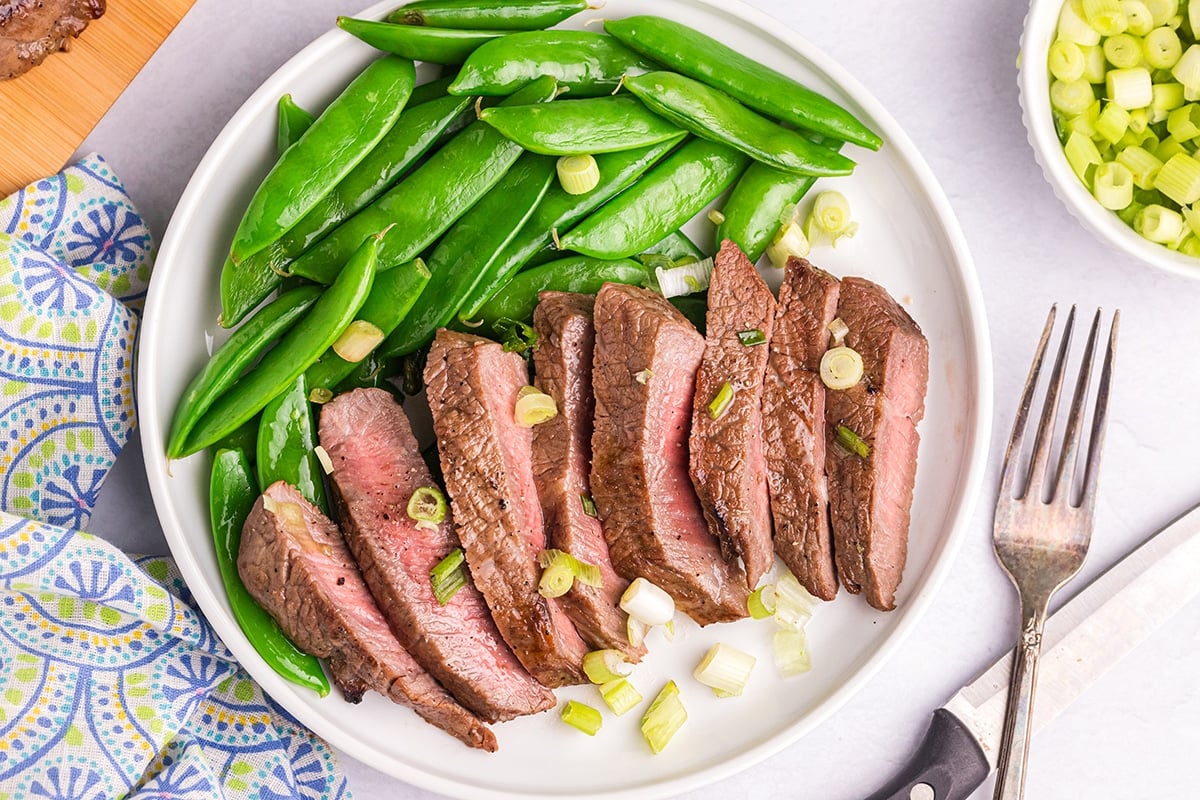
[991,305,1119,800]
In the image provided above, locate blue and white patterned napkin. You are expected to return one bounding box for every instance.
[0,154,350,799]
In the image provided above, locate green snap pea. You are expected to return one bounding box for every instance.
[168,286,322,459]
[289,75,558,285]
[257,374,327,512]
[338,17,502,64]
[333,352,405,395]
[381,152,556,357]
[449,30,655,97]
[181,234,379,457]
[220,91,470,326]
[210,447,330,696]
[408,75,455,105]
[479,95,684,155]
[559,138,751,260]
[476,256,647,328]
[669,293,708,335]
[388,0,588,30]
[625,71,854,177]
[276,94,315,156]
[213,417,261,460]
[230,56,416,265]
[306,258,431,388]
[605,15,882,151]
[456,139,680,317]
[641,229,705,263]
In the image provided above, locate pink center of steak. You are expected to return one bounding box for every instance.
[319,388,553,721]
[424,330,588,687]
[591,283,749,625]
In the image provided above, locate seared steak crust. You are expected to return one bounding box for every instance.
[762,257,840,600]
[237,481,496,751]
[824,277,928,611]
[319,388,554,722]
[591,283,749,625]
[689,240,776,588]
[531,292,642,659]
[425,330,588,687]
[1,0,105,80]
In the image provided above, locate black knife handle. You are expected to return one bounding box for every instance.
[862,709,991,800]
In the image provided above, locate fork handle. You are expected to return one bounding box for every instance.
[993,597,1050,800]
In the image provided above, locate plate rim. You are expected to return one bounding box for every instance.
[138,0,994,797]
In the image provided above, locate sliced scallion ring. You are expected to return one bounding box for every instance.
[557,155,600,195]
[620,577,675,626]
[516,387,558,427]
[819,346,865,390]
[407,486,447,525]
[693,642,756,697]
[582,649,633,684]
[560,700,602,735]
[600,678,643,716]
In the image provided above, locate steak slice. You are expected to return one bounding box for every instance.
[424,330,589,687]
[762,257,841,600]
[237,481,496,751]
[1,0,105,80]
[689,240,776,588]
[824,277,929,611]
[591,283,749,625]
[531,292,642,660]
[319,388,554,722]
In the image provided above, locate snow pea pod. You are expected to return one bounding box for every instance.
[231,56,415,265]
[670,293,707,335]
[479,95,684,155]
[220,92,470,326]
[257,374,327,512]
[449,30,655,97]
[338,17,502,64]
[476,255,647,328]
[388,0,588,30]
[559,138,751,260]
[168,286,322,459]
[625,71,854,177]
[642,229,705,263]
[181,234,378,457]
[210,447,330,696]
[380,152,556,357]
[276,94,314,156]
[289,75,558,284]
[605,15,882,151]
[306,258,431,389]
[456,139,680,317]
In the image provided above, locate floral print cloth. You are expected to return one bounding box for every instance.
[0,155,350,800]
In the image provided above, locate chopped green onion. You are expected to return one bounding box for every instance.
[1103,33,1145,67]
[560,700,602,736]
[626,615,649,648]
[811,191,852,234]
[308,386,334,404]
[1095,102,1132,143]
[707,209,726,225]
[515,386,558,428]
[331,320,385,363]
[1106,66,1154,108]
[1154,133,1188,159]
[748,584,778,619]
[407,486,447,524]
[1116,144,1164,187]
[634,368,654,385]
[1093,161,1136,208]
[641,681,686,754]
[538,562,574,598]
[1166,103,1200,139]
[774,572,818,631]
[737,328,766,346]
[707,381,735,420]
[620,577,675,627]
[1049,39,1087,80]
[1144,25,1183,67]
[765,220,811,269]
[313,445,334,475]
[1152,83,1187,122]
[827,317,849,347]
[1060,0,1103,44]
[557,155,600,195]
[1083,0,1129,35]
[582,649,633,684]
[1081,43,1109,81]
[819,346,865,390]
[599,678,643,716]
[539,548,602,590]
[773,628,813,676]
[430,548,467,606]
[1064,130,1104,185]
[1128,105,1151,132]
[580,493,597,518]
[693,643,756,697]
[1122,0,1155,34]
[1135,203,1186,241]
[493,317,537,358]
[1171,44,1200,98]
[655,257,714,298]
[1154,151,1200,202]
[1180,232,1200,255]
[835,424,871,458]
[1146,0,1178,26]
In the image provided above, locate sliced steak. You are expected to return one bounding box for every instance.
[762,257,841,600]
[591,283,749,625]
[531,292,642,660]
[824,277,929,611]
[689,240,776,588]
[1,0,105,80]
[237,481,496,751]
[424,330,589,687]
[319,388,554,722]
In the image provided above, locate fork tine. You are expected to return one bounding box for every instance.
[1024,306,1077,502]
[998,305,1058,502]
[1052,309,1102,505]
[1079,310,1119,512]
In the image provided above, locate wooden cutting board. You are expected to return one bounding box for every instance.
[0,0,195,196]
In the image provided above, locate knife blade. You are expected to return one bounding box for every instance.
[864,500,1200,800]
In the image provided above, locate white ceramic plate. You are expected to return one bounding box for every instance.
[139,1,992,797]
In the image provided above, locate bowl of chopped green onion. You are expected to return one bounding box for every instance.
[1020,0,1200,277]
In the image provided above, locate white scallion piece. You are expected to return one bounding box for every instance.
[620,577,675,627]
[765,221,810,269]
[693,643,756,697]
[557,155,600,195]
[1106,66,1153,109]
[560,700,602,735]
[655,257,714,299]
[331,320,384,363]
[600,678,643,716]
[641,681,686,754]
[773,572,818,631]
[1155,151,1200,203]
[819,346,865,390]
[1093,161,1135,209]
[827,317,849,347]
[515,387,558,427]
[582,649,634,685]
[313,445,334,475]
[773,628,813,677]
[1135,203,1186,241]
[1059,0,1103,44]
[1048,39,1086,81]
[626,616,649,649]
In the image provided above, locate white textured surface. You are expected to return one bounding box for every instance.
[84,1,1200,798]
